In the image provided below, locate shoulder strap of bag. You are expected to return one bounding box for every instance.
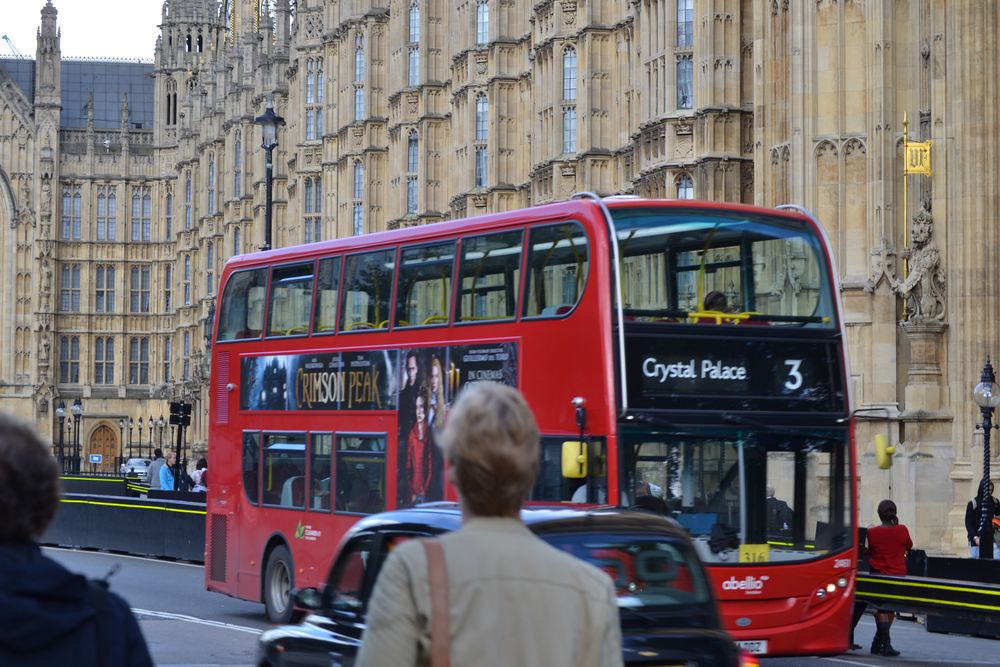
[421,539,451,667]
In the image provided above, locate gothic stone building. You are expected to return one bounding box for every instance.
[0,0,994,554]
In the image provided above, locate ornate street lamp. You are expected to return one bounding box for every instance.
[128,417,135,459]
[70,398,83,474]
[56,401,66,474]
[973,357,1000,559]
[157,415,166,451]
[148,416,154,456]
[118,418,126,470]
[254,95,284,252]
[138,417,145,460]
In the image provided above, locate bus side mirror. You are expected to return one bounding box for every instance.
[561,441,587,479]
[875,434,896,469]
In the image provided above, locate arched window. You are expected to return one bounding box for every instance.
[476,1,489,46]
[475,94,488,187]
[677,174,694,199]
[207,155,216,214]
[207,242,215,295]
[677,56,693,109]
[184,172,193,229]
[234,131,242,197]
[354,37,366,121]
[407,132,419,214]
[409,3,420,42]
[563,47,577,101]
[353,161,365,235]
[408,2,421,86]
[677,0,694,48]
[165,191,173,238]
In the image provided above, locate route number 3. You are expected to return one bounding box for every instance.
[784,359,803,390]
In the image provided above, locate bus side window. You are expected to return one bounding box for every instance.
[340,250,395,332]
[267,263,315,337]
[217,269,267,341]
[336,435,386,514]
[314,257,342,334]
[523,221,589,318]
[395,241,456,328]
[456,230,523,323]
[310,433,333,511]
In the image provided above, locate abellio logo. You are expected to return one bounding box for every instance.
[722,575,769,594]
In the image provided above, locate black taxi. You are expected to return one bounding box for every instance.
[256,504,750,667]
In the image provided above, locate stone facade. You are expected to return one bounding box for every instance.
[0,0,993,554]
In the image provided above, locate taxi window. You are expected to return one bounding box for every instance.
[324,534,376,619]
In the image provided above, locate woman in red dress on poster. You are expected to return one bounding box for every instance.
[864,499,912,657]
[406,390,432,504]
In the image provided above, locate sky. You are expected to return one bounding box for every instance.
[3,1,163,61]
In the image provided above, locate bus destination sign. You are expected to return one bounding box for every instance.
[625,335,845,413]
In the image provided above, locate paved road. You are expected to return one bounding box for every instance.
[45,547,266,667]
[762,614,1000,667]
[37,548,1000,666]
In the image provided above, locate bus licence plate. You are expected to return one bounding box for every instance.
[736,640,768,655]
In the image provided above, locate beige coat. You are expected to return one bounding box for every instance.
[356,517,623,667]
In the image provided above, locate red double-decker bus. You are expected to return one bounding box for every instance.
[206,194,855,656]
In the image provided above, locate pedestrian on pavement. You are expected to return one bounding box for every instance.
[146,448,165,491]
[191,458,208,493]
[0,411,153,666]
[159,451,176,491]
[863,499,912,657]
[356,381,623,667]
[965,480,1000,558]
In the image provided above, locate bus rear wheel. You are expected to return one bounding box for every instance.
[263,544,296,624]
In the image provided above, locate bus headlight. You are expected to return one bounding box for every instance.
[837,577,848,588]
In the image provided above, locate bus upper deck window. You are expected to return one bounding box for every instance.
[267,263,315,337]
[523,221,589,318]
[456,230,523,323]
[217,268,268,341]
[314,257,342,335]
[395,241,456,328]
[340,249,395,332]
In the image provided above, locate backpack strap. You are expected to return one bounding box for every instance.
[421,539,450,667]
[85,579,114,667]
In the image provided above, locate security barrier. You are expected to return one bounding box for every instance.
[42,482,206,563]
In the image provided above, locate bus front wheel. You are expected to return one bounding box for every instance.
[263,544,296,624]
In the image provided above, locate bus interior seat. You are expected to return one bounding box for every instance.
[675,512,717,536]
[281,475,305,507]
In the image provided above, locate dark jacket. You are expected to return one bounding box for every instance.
[0,542,152,667]
[964,495,1000,546]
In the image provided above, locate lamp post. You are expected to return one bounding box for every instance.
[128,418,135,459]
[118,418,126,471]
[973,357,1000,559]
[157,415,165,451]
[56,401,66,474]
[148,416,154,457]
[138,417,146,459]
[254,95,284,252]
[70,398,82,474]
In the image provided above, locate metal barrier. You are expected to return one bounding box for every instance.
[856,553,1000,638]
[43,475,206,563]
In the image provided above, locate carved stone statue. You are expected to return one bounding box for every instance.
[40,259,52,311]
[893,204,946,323]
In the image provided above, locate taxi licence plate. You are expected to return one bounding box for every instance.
[735,640,768,655]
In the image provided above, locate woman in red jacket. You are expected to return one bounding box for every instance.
[864,499,912,656]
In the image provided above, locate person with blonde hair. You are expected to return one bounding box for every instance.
[357,382,622,667]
